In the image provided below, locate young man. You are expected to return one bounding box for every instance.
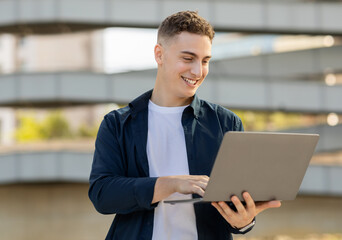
[89,11,281,240]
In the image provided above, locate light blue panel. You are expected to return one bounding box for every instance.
[0,154,17,183]
[292,3,317,31]
[266,2,294,29]
[199,77,342,114]
[0,151,94,183]
[35,0,57,21]
[19,73,57,100]
[300,165,329,194]
[220,56,265,77]
[59,0,106,22]
[199,76,267,107]
[270,82,321,111]
[317,125,330,152]
[281,124,342,153]
[216,78,266,108]
[318,47,342,72]
[196,78,216,104]
[0,75,17,102]
[110,0,159,24]
[320,125,342,152]
[0,0,16,24]
[111,71,155,102]
[1,0,342,35]
[59,73,107,101]
[267,50,316,77]
[214,1,264,28]
[162,0,211,22]
[17,152,59,181]
[17,0,56,22]
[321,3,342,31]
[60,152,93,181]
[218,46,342,78]
[329,166,342,194]
[17,0,39,22]
[325,86,342,112]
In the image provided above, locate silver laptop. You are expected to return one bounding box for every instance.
[164,131,319,204]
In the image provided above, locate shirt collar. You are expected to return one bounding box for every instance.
[129,89,153,118]
[129,89,200,119]
[189,94,200,119]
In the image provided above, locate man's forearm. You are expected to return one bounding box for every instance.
[152,176,177,204]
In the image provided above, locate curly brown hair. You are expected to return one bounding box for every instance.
[157,11,215,43]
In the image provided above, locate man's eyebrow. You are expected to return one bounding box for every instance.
[181,51,211,59]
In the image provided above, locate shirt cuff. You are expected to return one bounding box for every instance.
[232,218,256,234]
[134,177,158,210]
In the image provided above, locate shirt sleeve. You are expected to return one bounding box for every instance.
[88,115,158,215]
[217,106,244,133]
[234,115,244,132]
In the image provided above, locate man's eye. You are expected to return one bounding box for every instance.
[183,57,192,61]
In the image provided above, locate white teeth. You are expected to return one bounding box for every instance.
[182,77,196,85]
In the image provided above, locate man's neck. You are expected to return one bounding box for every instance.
[151,86,193,107]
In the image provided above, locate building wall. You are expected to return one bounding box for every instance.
[0,34,17,74]
[249,196,342,237]
[19,31,104,73]
[0,183,341,240]
[0,183,113,240]
[0,108,15,145]
[0,30,104,75]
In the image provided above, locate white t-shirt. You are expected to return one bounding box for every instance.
[147,100,198,240]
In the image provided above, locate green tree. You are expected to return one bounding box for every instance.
[77,123,98,138]
[15,116,45,142]
[40,111,72,139]
[15,111,73,142]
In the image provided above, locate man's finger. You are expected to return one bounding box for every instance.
[211,202,227,220]
[243,192,256,210]
[193,185,205,197]
[231,196,247,214]
[189,175,209,182]
[255,200,282,214]
[218,201,236,218]
[196,181,207,191]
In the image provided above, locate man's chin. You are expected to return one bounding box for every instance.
[182,90,197,99]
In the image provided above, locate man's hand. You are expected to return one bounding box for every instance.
[152,175,209,204]
[211,192,281,229]
[172,175,209,196]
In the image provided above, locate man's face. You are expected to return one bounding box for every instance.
[156,31,212,101]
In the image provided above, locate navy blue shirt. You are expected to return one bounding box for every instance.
[89,90,250,240]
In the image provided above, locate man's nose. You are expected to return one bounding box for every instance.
[191,61,202,78]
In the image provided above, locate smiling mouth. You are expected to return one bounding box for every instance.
[182,76,198,85]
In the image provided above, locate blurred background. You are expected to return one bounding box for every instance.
[0,0,341,239]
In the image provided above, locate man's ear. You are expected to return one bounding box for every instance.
[154,43,163,65]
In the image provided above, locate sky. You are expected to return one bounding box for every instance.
[104,28,157,73]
